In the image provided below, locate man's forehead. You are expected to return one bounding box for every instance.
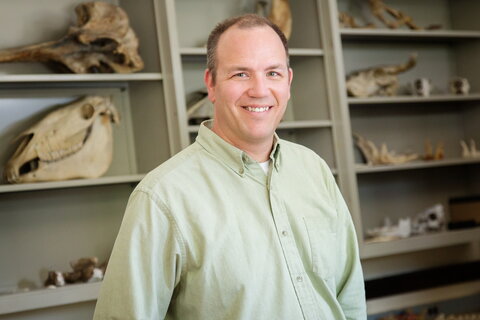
[216,25,287,60]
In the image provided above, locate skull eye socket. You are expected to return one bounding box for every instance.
[19,157,39,176]
[82,104,95,119]
[90,38,117,49]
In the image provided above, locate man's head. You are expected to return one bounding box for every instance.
[204,14,293,161]
[206,14,289,84]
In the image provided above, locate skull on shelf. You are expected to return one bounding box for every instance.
[0,2,144,73]
[4,96,120,183]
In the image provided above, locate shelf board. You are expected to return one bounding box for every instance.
[0,73,163,83]
[187,120,332,133]
[0,174,144,194]
[341,28,480,40]
[361,227,480,259]
[0,282,101,315]
[356,157,480,174]
[367,280,480,315]
[348,94,480,105]
[180,47,324,57]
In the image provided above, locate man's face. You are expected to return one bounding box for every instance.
[204,25,293,151]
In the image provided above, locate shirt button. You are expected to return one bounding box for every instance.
[296,276,303,282]
[282,230,288,237]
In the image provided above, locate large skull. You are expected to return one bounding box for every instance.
[4,96,120,183]
[0,2,144,73]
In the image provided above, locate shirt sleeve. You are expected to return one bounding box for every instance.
[93,188,185,320]
[321,160,367,320]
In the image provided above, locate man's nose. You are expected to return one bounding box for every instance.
[247,76,269,97]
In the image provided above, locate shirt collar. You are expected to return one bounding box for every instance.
[195,120,282,176]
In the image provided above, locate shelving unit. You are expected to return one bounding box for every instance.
[335,0,480,255]
[356,158,480,174]
[0,282,101,316]
[367,279,480,315]
[0,0,181,319]
[340,28,480,40]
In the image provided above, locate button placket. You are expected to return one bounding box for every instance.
[268,174,322,320]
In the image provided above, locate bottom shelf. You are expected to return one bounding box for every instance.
[0,282,101,315]
[367,280,480,315]
[361,227,480,259]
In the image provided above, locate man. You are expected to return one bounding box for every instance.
[94,14,366,320]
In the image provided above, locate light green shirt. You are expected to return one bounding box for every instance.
[94,121,366,320]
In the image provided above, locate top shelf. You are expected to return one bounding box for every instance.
[180,47,324,57]
[348,94,480,105]
[340,28,480,41]
[0,73,163,83]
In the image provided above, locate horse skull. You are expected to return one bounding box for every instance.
[4,96,120,183]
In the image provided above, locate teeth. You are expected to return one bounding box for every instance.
[245,106,269,112]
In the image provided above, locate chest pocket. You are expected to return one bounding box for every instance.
[304,217,337,280]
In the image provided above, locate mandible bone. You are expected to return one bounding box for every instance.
[4,96,120,183]
[0,2,144,73]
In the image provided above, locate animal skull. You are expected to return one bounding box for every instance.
[4,96,120,183]
[346,54,417,97]
[0,2,144,73]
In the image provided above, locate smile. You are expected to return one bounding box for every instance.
[243,106,272,113]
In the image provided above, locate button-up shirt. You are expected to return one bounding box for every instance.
[94,121,366,320]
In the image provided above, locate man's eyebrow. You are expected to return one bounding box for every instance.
[225,64,287,72]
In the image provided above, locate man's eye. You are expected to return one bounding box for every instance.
[234,72,247,78]
[267,71,280,77]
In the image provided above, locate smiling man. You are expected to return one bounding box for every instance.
[94,14,366,320]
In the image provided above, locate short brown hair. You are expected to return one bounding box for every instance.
[206,14,289,84]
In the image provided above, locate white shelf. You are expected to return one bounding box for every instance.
[0,282,101,315]
[355,158,480,174]
[0,174,145,194]
[187,120,332,133]
[277,120,332,129]
[348,94,480,105]
[340,28,480,40]
[367,280,480,315]
[180,47,324,57]
[0,73,163,83]
[361,227,480,259]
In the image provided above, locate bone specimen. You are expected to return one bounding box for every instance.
[4,96,120,183]
[187,90,214,125]
[346,54,417,97]
[450,77,470,95]
[0,2,144,73]
[369,0,421,30]
[423,140,444,160]
[338,12,375,29]
[354,133,418,165]
[268,0,292,40]
[412,78,432,97]
[460,139,480,158]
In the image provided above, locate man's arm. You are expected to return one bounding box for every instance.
[93,188,185,319]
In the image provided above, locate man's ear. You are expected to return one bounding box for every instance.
[287,67,293,99]
[204,69,216,103]
[288,67,293,86]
